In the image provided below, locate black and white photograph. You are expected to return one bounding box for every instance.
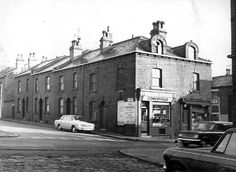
[0,0,235,171]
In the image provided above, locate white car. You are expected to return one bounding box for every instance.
[54,115,95,133]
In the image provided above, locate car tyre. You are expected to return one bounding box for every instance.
[58,124,62,131]
[182,142,189,147]
[170,164,185,172]
[71,126,77,133]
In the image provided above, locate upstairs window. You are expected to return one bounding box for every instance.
[152,68,162,88]
[59,76,64,91]
[45,76,50,91]
[73,72,78,89]
[193,73,200,90]
[26,79,29,91]
[18,81,22,93]
[116,67,126,88]
[35,78,38,93]
[89,73,97,92]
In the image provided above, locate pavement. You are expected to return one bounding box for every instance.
[0,118,176,167]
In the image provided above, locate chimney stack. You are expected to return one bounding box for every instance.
[150,20,167,38]
[226,68,231,75]
[69,37,82,61]
[100,26,113,53]
[28,52,37,69]
[15,54,24,73]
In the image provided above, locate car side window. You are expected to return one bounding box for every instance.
[225,133,236,156]
[215,134,230,153]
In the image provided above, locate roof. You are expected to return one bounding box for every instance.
[0,67,15,78]
[57,36,211,72]
[212,75,232,88]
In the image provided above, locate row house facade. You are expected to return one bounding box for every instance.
[11,20,212,138]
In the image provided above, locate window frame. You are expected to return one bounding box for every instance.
[89,73,97,92]
[152,68,162,88]
[45,97,50,113]
[35,78,38,93]
[59,76,64,91]
[59,98,64,114]
[73,72,78,89]
[193,73,200,91]
[45,76,50,91]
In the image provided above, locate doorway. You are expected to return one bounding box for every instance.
[141,101,149,135]
[22,99,25,119]
[66,98,71,114]
[39,99,43,121]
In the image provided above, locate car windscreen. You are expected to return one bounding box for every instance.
[195,122,215,131]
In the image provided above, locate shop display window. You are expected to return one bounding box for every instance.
[152,103,170,127]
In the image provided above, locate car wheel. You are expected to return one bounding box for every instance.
[200,141,207,147]
[57,124,62,131]
[71,126,77,133]
[170,164,185,172]
[182,142,189,147]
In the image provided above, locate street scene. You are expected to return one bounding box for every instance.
[0,120,173,171]
[0,0,235,171]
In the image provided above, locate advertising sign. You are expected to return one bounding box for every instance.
[117,100,136,126]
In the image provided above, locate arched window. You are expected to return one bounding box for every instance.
[188,46,195,60]
[155,40,163,54]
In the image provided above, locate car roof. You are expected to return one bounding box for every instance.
[226,128,236,133]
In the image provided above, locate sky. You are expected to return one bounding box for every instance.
[0,0,231,76]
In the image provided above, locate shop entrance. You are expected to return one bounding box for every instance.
[141,101,149,135]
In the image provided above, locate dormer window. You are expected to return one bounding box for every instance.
[155,40,163,54]
[188,46,195,60]
[150,34,167,55]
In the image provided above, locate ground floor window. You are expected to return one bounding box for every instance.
[152,102,170,127]
[89,101,96,121]
[59,98,64,114]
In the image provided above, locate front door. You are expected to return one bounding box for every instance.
[141,107,148,134]
[39,99,43,121]
[66,98,71,114]
[22,99,25,119]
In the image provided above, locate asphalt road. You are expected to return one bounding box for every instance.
[0,120,170,171]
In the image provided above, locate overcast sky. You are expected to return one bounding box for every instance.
[0,0,231,76]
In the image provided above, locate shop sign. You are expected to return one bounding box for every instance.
[142,96,173,102]
[117,100,136,126]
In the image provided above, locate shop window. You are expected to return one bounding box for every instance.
[152,103,170,127]
[152,68,162,88]
[193,73,200,91]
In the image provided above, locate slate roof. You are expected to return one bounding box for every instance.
[212,75,232,88]
[0,67,15,78]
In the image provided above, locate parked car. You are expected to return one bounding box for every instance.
[178,121,232,147]
[163,128,236,172]
[54,115,95,133]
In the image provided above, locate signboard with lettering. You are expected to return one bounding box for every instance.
[117,100,136,126]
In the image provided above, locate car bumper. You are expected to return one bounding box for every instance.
[78,127,95,131]
[178,138,201,143]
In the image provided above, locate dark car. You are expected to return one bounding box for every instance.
[163,128,236,172]
[178,121,232,147]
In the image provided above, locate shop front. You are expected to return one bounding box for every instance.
[180,93,211,131]
[139,89,176,137]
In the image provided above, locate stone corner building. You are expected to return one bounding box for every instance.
[4,21,212,138]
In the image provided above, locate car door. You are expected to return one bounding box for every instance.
[198,132,236,172]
